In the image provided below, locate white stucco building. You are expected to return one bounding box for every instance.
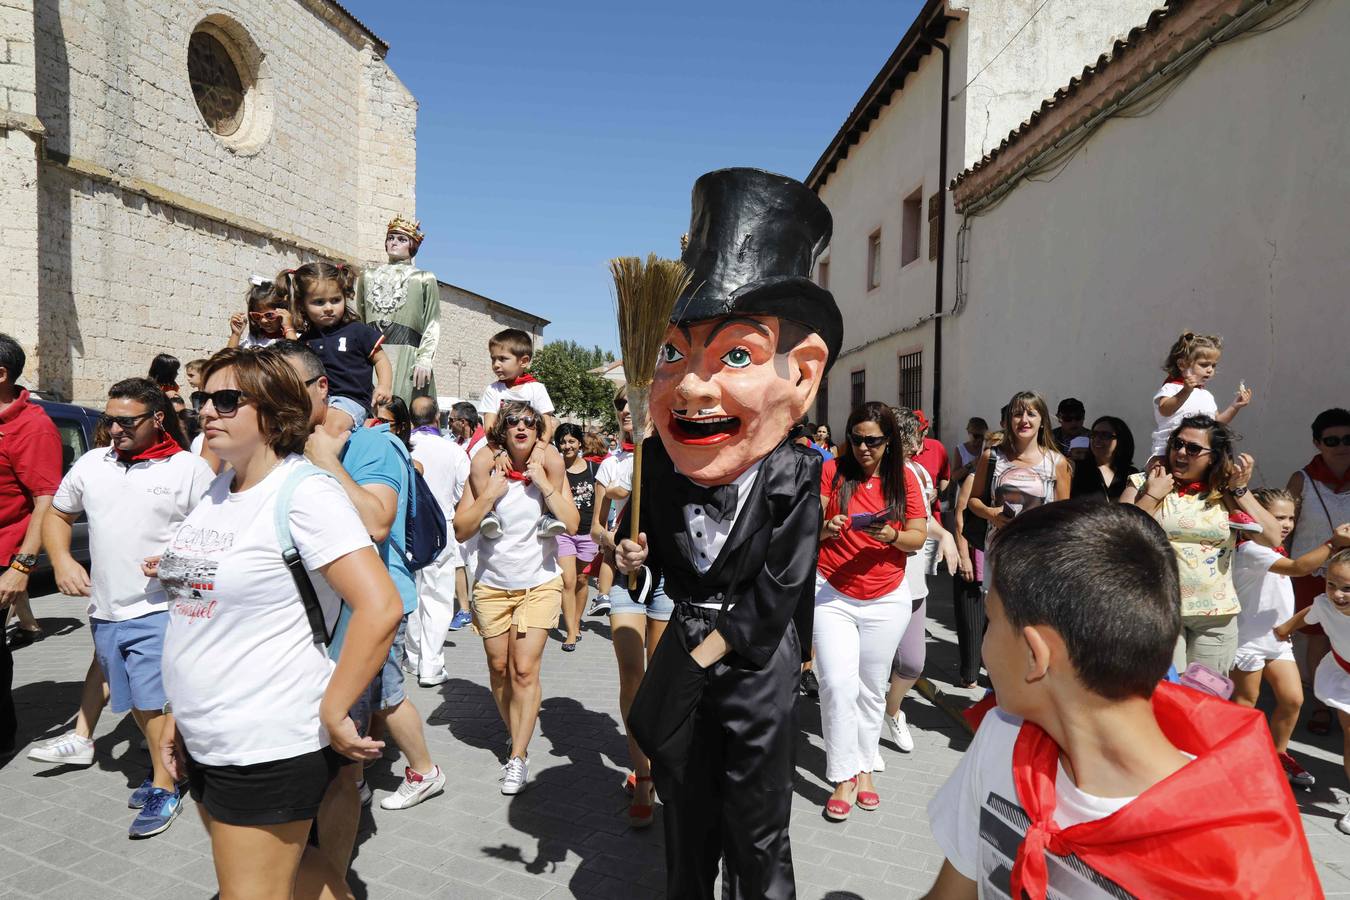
[948,0,1345,480]
[808,0,1164,437]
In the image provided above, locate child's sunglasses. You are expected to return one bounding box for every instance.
[191,389,250,416]
[850,433,887,449]
[504,415,538,429]
[248,311,282,322]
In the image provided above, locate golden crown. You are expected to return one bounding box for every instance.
[386,214,424,244]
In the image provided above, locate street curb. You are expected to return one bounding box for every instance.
[916,677,974,735]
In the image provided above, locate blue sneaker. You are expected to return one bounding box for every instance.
[449,609,473,632]
[128,787,182,839]
[128,776,154,809]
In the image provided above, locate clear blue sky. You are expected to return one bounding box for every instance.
[343,0,925,355]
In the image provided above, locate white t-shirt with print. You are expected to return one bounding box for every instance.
[1150,383,1218,458]
[929,707,1143,899]
[1233,542,1294,651]
[53,448,214,622]
[596,446,633,524]
[479,380,555,416]
[158,455,373,766]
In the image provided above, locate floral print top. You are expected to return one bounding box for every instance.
[1129,472,1238,617]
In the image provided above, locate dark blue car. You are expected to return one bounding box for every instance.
[32,399,102,577]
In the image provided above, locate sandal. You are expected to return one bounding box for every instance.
[561,641,577,652]
[825,778,857,822]
[1309,708,1333,736]
[856,789,880,811]
[628,775,656,828]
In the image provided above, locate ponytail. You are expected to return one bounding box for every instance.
[279,261,359,330]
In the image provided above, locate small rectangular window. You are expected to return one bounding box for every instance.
[817,258,830,290]
[867,230,881,290]
[901,188,922,267]
[927,191,942,261]
[898,351,922,412]
[851,369,866,411]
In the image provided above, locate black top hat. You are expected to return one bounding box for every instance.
[674,168,841,366]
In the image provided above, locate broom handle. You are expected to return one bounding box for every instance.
[629,444,643,545]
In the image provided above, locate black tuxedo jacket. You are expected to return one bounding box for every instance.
[623,436,821,668]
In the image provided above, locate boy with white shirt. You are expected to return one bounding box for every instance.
[924,500,1316,899]
[42,378,214,839]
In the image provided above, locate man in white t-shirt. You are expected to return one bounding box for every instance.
[42,378,213,839]
[405,398,469,685]
[447,401,485,629]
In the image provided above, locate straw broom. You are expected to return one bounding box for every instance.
[610,253,692,545]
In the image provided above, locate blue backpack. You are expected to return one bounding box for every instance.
[402,455,448,571]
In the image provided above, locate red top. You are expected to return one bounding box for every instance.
[0,389,62,564]
[911,437,950,515]
[817,458,926,599]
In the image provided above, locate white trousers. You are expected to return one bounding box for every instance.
[813,576,912,783]
[405,553,457,679]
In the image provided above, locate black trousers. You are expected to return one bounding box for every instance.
[652,604,800,900]
[1,632,15,753]
[953,572,986,684]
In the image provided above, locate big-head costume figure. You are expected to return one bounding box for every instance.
[617,168,840,899]
[355,215,441,405]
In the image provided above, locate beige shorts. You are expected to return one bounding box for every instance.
[472,576,564,638]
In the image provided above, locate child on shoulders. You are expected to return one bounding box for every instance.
[470,329,567,540]
[283,262,392,438]
[1148,331,1252,462]
[925,499,1317,899]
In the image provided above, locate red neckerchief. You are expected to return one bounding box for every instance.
[117,435,181,464]
[1175,480,1209,497]
[622,440,635,452]
[1008,681,1319,899]
[583,454,607,465]
[461,425,485,448]
[504,466,531,484]
[1164,378,1184,386]
[1307,456,1350,493]
[158,382,180,395]
[505,374,538,387]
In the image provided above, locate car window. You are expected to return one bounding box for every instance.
[49,417,90,475]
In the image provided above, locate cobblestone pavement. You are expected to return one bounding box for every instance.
[4,578,1350,898]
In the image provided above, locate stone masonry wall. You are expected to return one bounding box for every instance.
[1,1,39,363]
[357,45,418,262]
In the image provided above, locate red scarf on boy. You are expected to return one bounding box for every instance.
[1306,456,1350,494]
[504,373,538,387]
[1008,682,1320,899]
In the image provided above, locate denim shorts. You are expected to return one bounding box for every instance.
[91,611,167,714]
[378,614,408,710]
[608,574,673,621]
[328,395,367,429]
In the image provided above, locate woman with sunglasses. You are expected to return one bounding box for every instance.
[455,400,578,796]
[1069,416,1139,501]
[1121,415,1279,674]
[552,423,599,652]
[815,401,928,821]
[153,348,402,897]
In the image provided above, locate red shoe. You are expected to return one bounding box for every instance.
[628,775,656,828]
[1279,751,1316,789]
[825,778,857,822]
[856,789,880,811]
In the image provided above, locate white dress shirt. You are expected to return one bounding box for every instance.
[682,460,763,609]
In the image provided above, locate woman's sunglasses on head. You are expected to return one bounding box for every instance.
[192,389,250,416]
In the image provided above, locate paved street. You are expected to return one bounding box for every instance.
[4,579,1350,898]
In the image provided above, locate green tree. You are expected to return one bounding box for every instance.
[529,340,617,428]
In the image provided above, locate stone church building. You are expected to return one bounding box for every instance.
[1,0,543,407]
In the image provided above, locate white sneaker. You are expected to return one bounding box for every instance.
[500,755,529,795]
[379,765,445,810]
[28,732,95,766]
[587,594,611,617]
[535,515,567,538]
[872,751,886,773]
[417,670,448,687]
[1339,811,1350,836]
[480,512,503,540]
[885,710,914,753]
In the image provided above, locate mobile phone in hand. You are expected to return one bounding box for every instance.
[850,512,881,530]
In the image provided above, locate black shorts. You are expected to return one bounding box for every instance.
[186,746,343,826]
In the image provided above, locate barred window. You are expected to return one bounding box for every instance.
[898,351,922,412]
[851,369,866,412]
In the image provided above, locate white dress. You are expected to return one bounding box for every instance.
[1306,594,1350,712]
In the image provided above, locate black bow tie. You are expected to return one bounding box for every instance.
[677,477,739,524]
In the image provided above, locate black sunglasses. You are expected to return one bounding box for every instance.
[850,433,887,449]
[1319,435,1347,448]
[614,398,628,412]
[100,412,154,431]
[1169,436,1211,457]
[192,389,250,416]
[505,414,538,429]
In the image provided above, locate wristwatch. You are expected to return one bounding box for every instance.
[9,553,37,574]
[1229,486,1249,499]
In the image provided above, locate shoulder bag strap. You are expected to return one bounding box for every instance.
[274,463,337,647]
